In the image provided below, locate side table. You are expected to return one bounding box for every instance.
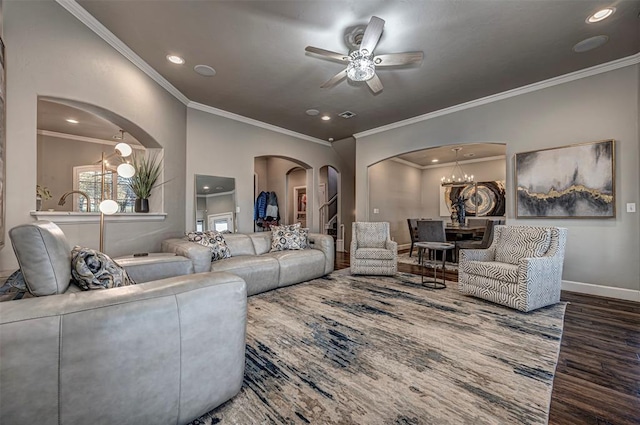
[415,241,455,289]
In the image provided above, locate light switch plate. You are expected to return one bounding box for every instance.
[373,208,380,214]
[626,203,636,213]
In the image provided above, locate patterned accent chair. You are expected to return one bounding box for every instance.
[350,222,398,275]
[458,225,567,312]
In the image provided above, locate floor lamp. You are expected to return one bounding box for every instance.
[98,138,135,252]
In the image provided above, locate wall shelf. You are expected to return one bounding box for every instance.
[30,211,167,224]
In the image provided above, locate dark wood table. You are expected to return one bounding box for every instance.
[445,225,485,240]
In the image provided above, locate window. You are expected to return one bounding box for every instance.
[73,165,136,212]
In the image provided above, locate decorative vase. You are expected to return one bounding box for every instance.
[457,204,466,225]
[36,197,42,211]
[134,198,149,213]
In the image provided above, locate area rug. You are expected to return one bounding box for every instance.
[397,251,459,271]
[190,270,566,425]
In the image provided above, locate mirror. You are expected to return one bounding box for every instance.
[195,175,236,233]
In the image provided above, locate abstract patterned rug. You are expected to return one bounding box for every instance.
[190,270,566,425]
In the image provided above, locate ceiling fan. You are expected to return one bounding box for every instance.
[305,16,424,94]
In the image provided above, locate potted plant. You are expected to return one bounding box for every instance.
[36,184,52,211]
[126,151,163,213]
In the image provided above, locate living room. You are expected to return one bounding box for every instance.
[0,1,638,424]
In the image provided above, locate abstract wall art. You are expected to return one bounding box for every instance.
[515,140,615,218]
[442,181,506,217]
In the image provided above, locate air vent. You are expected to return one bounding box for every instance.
[338,111,356,119]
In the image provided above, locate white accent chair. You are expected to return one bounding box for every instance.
[350,222,398,275]
[458,225,567,312]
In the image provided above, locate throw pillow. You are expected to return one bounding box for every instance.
[71,246,136,290]
[0,270,34,302]
[204,230,232,261]
[299,227,309,249]
[270,224,305,251]
[185,230,231,261]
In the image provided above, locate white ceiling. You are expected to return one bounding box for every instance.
[55,1,639,143]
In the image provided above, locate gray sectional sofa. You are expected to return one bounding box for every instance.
[0,222,335,425]
[0,221,249,425]
[161,231,335,296]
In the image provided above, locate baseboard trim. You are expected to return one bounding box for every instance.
[562,280,640,302]
[397,243,412,251]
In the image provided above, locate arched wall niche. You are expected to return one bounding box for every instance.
[36,96,165,213]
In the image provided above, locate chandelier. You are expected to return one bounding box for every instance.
[346,49,375,82]
[441,147,475,187]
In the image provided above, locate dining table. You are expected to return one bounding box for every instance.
[445,224,486,241]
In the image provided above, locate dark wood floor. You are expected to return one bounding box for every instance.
[335,251,640,425]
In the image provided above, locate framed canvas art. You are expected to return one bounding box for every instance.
[0,37,5,249]
[515,140,615,218]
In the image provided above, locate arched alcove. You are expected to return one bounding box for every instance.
[36,97,164,213]
[367,142,506,247]
[254,155,312,231]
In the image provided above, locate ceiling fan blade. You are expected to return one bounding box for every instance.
[359,16,385,54]
[305,46,349,63]
[374,52,424,67]
[366,73,383,94]
[321,69,348,88]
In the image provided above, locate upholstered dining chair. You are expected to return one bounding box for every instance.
[350,222,397,276]
[414,220,455,288]
[406,218,430,257]
[458,225,567,312]
[455,220,498,261]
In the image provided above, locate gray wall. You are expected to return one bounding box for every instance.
[332,136,356,248]
[368,160,423,245]
[356,65,640,293]
[1,1,187,270]
[186,108,347,235]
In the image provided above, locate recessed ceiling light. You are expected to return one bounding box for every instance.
[203,186,210,190]
[166,55,185,65]
[194,64,216,77]
[215,186,224,190]
[306,109,320,116]
[66,119,79,124]
[328,138,334,142]
[587,7,615,23]
[573,35,609,53]
[321,115,331,121]
[431,159,439,163]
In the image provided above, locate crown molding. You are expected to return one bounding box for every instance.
[390,154,506,170]
[38,129,145,149]
[188,102,331,146]
[354,53,640,139]
[56,0,190,105]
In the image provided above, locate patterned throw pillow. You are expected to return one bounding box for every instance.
[71,246,136,290]
[270,224,305,251]
[186,230,231,261]
[299,227,309,249]
[0,270,34,302]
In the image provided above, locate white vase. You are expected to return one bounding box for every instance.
[36,197,42,211]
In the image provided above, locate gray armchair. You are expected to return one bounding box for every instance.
[458,225,567,312]
[1,221,247,425]
[350,222,397,275]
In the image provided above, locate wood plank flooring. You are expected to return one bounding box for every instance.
[335,251,640,425]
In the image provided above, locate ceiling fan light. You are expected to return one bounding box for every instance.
[346,50,376,82]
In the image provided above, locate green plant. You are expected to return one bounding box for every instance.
[36,184,52,200]
[126,151,163,199]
